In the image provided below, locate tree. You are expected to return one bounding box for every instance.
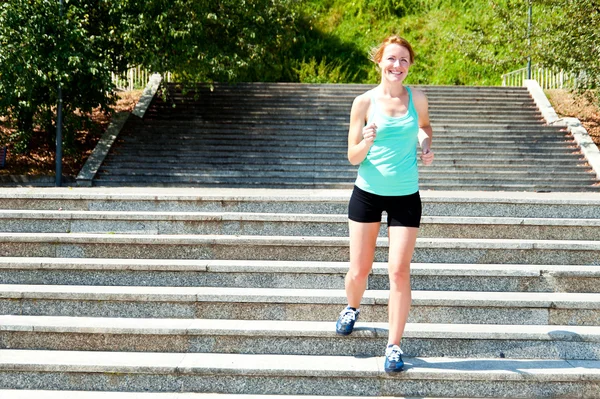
[0,0,130,153]
[0,0,302,155]
[535,0,600,89]
[119,0,302,83]
[466,0,599,89]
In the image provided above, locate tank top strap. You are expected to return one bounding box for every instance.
[405,86,416,115]
[366,90,378,124]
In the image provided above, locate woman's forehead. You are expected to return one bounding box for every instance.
[382,43,411,58]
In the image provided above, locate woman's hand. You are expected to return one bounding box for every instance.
[362,123,377,145]
[420,148,434,166]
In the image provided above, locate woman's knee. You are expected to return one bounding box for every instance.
[388,266,410,287]
[347,264,371,282]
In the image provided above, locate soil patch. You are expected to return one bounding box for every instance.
[0,90,142,177]
[546,89,600,147]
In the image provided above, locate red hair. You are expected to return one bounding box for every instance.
[370,35,415,65]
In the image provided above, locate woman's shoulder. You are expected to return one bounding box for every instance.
[407,86,426,99]
[407,86,428,108]
[352,90,373,110]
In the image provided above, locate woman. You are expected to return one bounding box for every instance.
[335,35,434,373]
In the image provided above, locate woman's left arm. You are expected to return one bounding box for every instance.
[413,88,434,166]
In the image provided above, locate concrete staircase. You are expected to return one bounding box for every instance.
[0,187,599,398]
[93,83,599,191]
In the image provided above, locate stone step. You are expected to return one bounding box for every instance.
[96,170,595,186]
[155,95,536,104]
[98,158,592,170]
[124,124,562,135]
[2,285,599,325]
[1,188,597,218]
[111,142,575,153]
[92,176,599,191]
[2,211,597,240]
[117,133,567,145]
[1,232,598,264]
[168,82,528,91]
[146,106,541,116]
[116,130,566,141]
[143,106,540,119]
[2,315,600,359]
[162,86,532,94]
[101,156,586,167]
[126,119,547,128]
[103,151,585,162]
[1,258,599,292]
[91,180,599,193]
[143,111,542,122]
[156,93,535,102]
[0,391,443,399]
[142,103,541,113]
[95,170,596,184]
[100,162,590,174]
[0,349,598,397]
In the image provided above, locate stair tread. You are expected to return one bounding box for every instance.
[2,284,600,307]
[1,349,599,380]
[1,257,598,277]
[1,232,599,250]
[3,315,600,341]
[1,210,599,224]
[0,391,438,399]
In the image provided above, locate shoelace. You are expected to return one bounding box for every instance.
[386,346,403,362]
[339,309,357,324]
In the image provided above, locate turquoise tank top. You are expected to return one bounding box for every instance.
[355,87,419,196]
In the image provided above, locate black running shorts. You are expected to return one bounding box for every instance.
[348,185,422,227]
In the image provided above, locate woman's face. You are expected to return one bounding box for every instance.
[378,43,412,83]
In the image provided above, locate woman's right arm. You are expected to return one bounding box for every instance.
[347,95,375,166]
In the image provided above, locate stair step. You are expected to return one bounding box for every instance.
[1,210,598,240]
[0,232,599,264]
[100,163,591,174]
[0,392,436,399]
[1,349,598,397]
[1,258,599,292]
[92,180,599,193]
[2,315,600,359]
[95,170,597,183]
[2,188,598,217]
[2,285,599,325]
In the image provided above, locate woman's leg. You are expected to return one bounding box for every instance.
[386,226,418,345]
[346,220,380,308]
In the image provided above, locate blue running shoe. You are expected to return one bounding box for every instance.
[384,344,404,372]
[335,306,359,336]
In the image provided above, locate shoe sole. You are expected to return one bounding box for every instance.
[384,366,404,372]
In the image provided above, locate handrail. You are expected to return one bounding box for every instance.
[502,64,576,89]
[111,67,172,91]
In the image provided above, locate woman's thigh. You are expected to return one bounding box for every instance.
[387,226,419,274]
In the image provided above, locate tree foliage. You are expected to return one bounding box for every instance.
[462,0,599,88]
[119,0,302,83]
[1,0,598,159]
[535,0,600,89]
[0,0,130,153]
[0,0,302,154]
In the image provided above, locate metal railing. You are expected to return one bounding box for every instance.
[502,64,576,89]
[111,67,172,91]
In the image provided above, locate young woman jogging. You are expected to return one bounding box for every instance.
[335,35,434,373]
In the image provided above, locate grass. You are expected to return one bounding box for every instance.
[293,0,528,86]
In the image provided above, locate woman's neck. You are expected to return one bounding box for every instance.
[378,82,406,98]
